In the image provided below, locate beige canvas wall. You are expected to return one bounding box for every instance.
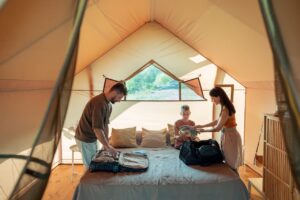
[244,88,276,171]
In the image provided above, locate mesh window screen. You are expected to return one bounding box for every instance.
[260,0,300,189]
[0,0,87,199]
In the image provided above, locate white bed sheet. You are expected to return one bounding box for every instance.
[73,147,249,200]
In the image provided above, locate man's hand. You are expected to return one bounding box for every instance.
[94,128,118,157]
[104,145,118,158]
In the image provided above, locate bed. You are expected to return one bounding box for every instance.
[73,147,249,200]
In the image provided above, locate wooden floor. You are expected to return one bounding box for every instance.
[42,164,264,200]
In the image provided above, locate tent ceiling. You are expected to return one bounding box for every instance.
[0,0,76,80]
[73,22,218,92]
[77,0,274,89]
[76,0,150,73]
[154,0,274,88]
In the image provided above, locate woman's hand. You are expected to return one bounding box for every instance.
[198,128,206,133]
[195,125,203,129]
[195,126,204,133]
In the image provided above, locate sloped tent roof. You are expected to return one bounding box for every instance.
[77,0,274,89]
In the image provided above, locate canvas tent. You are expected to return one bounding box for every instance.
[0,0,299,199]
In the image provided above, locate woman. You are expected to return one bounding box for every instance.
[196,87,242,171]
[174,105,196,149]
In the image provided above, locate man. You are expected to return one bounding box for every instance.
[75,82,127,168]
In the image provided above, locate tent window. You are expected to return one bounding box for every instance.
[126,64,180,100]
[103,60,206,101]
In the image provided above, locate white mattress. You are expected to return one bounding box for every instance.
[73,147,249,200]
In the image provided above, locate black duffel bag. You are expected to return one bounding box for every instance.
[179,139,224,166]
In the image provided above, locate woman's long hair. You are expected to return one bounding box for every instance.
[209,87,236,116]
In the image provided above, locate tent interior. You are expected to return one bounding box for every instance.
[0,0,299,199]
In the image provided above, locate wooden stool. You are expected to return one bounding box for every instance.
[69,144,80,181]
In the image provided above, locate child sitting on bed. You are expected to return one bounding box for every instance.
[174,105,197,149]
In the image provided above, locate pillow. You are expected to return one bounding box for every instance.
[167,124,175,145]
[110,127,137,148]
[140,128,167,148]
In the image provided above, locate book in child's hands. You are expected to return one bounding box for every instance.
[179,125,198,136]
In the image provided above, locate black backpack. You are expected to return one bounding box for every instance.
[179,139,224,166]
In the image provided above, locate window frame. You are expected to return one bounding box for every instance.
[215,84,234,102]
[122,60,207,102]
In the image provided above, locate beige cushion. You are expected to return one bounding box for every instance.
[110,127,137,148]
[167,124,175,145]
[140,128,167,148]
